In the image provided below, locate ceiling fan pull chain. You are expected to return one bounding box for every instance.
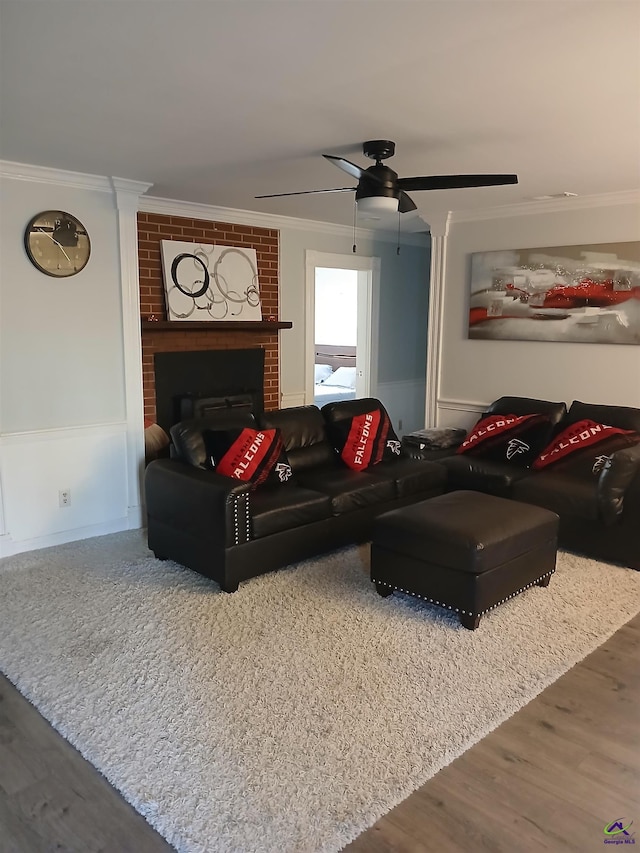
[352,196,357,254]
[397,210,401,255]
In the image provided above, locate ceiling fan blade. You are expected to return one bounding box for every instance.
[397,174,518,191]
[255,187,355,199]
[323,154,385,185]
[323,155,366,181]
[398,191,417,213]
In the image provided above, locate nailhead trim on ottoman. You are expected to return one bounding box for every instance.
[370,490,559,629]
[372,569,556,618]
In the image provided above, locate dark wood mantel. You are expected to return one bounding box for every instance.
[141,320,293,332]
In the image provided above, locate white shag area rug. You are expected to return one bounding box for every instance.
[1,531,640,853]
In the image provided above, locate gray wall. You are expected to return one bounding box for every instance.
[438,199,640,424]
[0,172,130,554]
[373,237,431,386]
[1,177,125,433]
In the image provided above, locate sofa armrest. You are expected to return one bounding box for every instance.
[145,459,252,547]
[598,443,640,526]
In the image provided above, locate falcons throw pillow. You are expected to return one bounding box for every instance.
[329,408,402,471]
[456,413,553,467]
[532,419,638,471]
[203,427,294,488]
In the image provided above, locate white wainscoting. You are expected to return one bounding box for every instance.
[435,398,488,429]
[0,423,133,557]
[280,391,307,409]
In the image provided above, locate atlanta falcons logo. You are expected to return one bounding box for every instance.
[506,439,530,460]
[275,462,293,482]
[387,440,402,456]
[592,455,612,474]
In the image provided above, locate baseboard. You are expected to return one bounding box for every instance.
[280,392,307,408]
[0,515,137,559]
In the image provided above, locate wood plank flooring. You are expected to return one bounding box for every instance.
[1,614,638,853]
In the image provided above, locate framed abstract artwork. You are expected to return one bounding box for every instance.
[160,240,262,321]
[468,241,640,344]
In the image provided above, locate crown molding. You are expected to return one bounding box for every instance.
[450,189,640,224]
[1,161,154,200]
[0,159,430,245]
[0,159,114,193]
[139,194,431,246]
[110,176,154,197]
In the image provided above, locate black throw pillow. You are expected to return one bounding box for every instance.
[202,427,294,488]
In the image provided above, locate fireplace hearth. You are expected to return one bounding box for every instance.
[154,349,265,433]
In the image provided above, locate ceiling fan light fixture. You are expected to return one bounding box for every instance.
[356,195,399,215]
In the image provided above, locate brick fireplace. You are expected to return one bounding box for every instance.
[138,212,284,425]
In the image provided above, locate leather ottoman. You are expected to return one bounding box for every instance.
[371,490,559,629]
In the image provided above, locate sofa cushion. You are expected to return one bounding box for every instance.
[440,455,531,497]
[529,420,640,526]
[598,443,640,525]
[371,457,447,498]
[484,396,567,429]
[565,400,640,433]
[203,427,294,489]
[249,485,333,539]
[259,406,338,472]
[171,411,257,468]
[457,413,553,467]
[296,468,395,514]
[532,420,638,470]
[513,473,600,521]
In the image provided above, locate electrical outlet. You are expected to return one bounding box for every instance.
[59,489,71,507]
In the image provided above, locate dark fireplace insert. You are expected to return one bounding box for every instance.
[154,349,265,434]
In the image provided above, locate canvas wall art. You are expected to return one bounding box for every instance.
[160,241,262,321]
[468,241,640,344]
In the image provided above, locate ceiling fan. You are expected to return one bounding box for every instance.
[256,140,518,215]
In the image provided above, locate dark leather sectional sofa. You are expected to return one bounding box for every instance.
[145,395,640,592]
[435,396,640,570]
[144,398,446,592]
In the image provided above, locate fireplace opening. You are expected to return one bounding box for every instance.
[154,349,265,434]
[177,392,255,422]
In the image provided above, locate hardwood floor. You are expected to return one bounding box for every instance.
[1,614,638,853]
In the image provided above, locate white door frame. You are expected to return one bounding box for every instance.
[304,250,380,405]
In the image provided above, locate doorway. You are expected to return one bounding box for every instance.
[305,251,379,406]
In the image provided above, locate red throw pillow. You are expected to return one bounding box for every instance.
[532,420,638,470]
[203,427,294,488]
[330,408,402,471]
[456,413,553,467]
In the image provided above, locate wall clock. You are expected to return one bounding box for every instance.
[24,210,91,277]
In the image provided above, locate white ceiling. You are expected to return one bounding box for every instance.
[1,0,639,232]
